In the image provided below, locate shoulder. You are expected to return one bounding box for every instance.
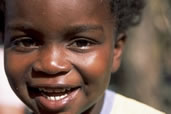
[111,93,165,114]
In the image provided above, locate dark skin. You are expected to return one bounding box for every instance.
[4,0,124,114]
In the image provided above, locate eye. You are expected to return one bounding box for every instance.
[11,37,39,52]
[67,38,98,51]
[72,40,92,48]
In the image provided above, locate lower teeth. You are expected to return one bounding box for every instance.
[45,94,68,101]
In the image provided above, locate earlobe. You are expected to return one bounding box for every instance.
[112,33,126,73]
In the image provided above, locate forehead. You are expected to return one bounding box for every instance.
[5,0,111,21]
[5,0,114,33]
[5,0,115,38]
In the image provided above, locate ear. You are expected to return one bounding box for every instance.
[112,33,126,73]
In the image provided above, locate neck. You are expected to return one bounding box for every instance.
[82,94,105,114]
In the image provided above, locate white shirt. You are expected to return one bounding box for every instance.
[101,90,165,114]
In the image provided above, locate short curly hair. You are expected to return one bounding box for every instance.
[110,0,145,33]
[0,0,145,34]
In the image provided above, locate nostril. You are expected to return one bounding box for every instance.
[32,58,71,76]
[32,69,69,78]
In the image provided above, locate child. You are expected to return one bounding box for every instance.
[0,0,165,114]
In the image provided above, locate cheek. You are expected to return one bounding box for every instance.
[4,51,35,83]
[86,54,112,78]
[72,47,114,85]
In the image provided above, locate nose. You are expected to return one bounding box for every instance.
[33,45,71,76]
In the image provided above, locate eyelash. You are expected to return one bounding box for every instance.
[10,37,98,52]
[11,37,39,52]
[67,38,98,52]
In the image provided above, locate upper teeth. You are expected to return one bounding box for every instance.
[38,88,72,101]
[39,88,71,93]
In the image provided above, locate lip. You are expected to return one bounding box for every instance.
[27,84,81,112]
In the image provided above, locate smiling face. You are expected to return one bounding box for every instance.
[4,0,123,113]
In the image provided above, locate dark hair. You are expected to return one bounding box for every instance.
[0,0,145,34]
[110,0,145,33]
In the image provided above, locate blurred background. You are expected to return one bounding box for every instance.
[110,0,171,113]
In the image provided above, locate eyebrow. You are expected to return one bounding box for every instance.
[6,23,43,39]
[63,24,104,38]
[66,24,103,32]
[6,22,104,37]
[7,22,103,30]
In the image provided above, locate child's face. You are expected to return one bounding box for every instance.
[4,0,123,113]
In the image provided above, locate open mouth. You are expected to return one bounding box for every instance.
[27,84,81,111]
[28,85,80,101]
